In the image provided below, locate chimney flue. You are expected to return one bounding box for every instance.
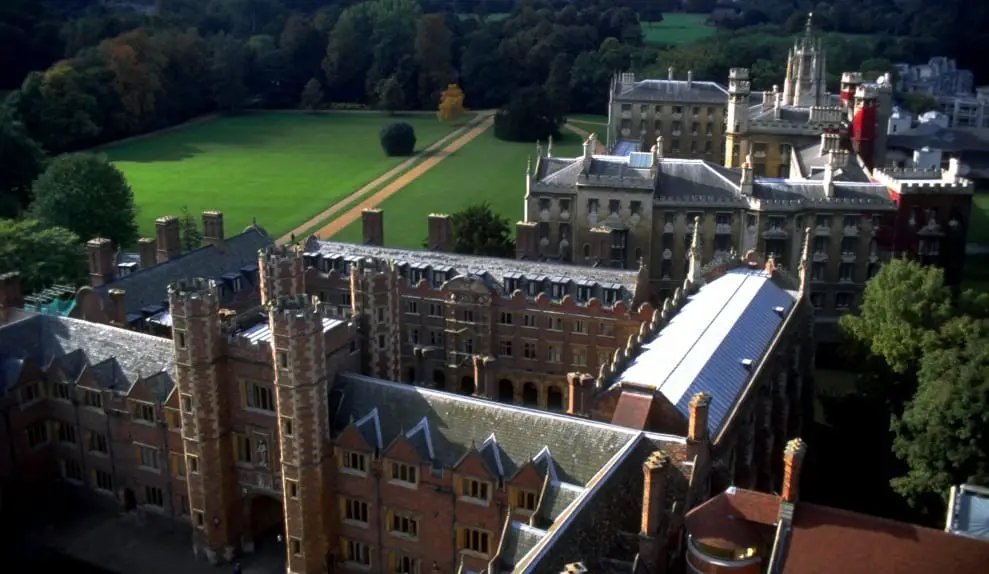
[668,66,675,81]
[202,210,224,249]
[687,70,693,87]
[687,392,711,441]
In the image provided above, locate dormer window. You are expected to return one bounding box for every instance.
[117,262,138,277]
[303,252,319,268]
[432,266,451,288]
[576,280,595,301]
[320,255,334,273]
[549,278,570,299]
[527,277,546,297]
[503,272,521,295]
[409,263,429,286]
[602,286,620,306]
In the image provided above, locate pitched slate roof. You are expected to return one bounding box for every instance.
[0,312,174,395]
[794,142,873,183]
[499,522,548,569]
[329,373,655,485]
[614,79,728,104]
[307,238,640,300]
[887,124,989,152]
[615,269,797,438]
[93,227,272,316]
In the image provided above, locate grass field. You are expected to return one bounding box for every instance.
[103,113,465,239]
[641,13,715,46]
[332,130,585,248]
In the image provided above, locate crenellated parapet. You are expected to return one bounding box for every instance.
[167,278,219,317]
[259,244,305,304]
[872,164,974,196]
[808,106,843,124]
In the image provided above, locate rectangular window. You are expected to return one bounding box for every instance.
[188,454,200,474]
[88,432,108,454]
[572,320,586,334]
[389,511,419,538]
[499,311,513,325]
[459,527,490,555]
[839,263,855,282]
[57,422,77,444]
[376,307,385,322]
[523,342,537,360]
[52,382,71,401]
[145,486,164,507]
[460,477,490,502]
[286,479,298,499]
[378,334,386,349]
[462,309,474,322]
[390,461,418,486]
[389,552,419,574]
[342,539,370,566]
[523,314,537,327]
[170,452,186,478]
[181,394,193,413]
[133,402,156,424]
[94,469,113,492]
[343,497,369,523]
[499,340,512,357]
[291,537,303,557]
[26,423,48,449]
[282,417,294,437]
[462,338,473,354]
[136,444,159,470]
[836,292,853,310]
[60,458,83,482]
[176,332,187,349]
[341,450,367,474]
[245,381,276,412]
[599,323,615,337]
[514,488,538,511]
[547,345,561,363]
[599,350,612,367]
[84,390,103,409]
[235,434,252,465]
[429,330,443,346]
[573,348,587,367]
[408,328,420,345]
[166,410,181,430]
[406,301,419,314]
[428,303,442,317]
[548,317,563,331]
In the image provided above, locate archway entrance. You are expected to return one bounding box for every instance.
[498,379,514,403]
[522,383,538,407]
[433,370,446,390]
[459,376,475,396]
[247,494,285,552]
[547,386,564,411]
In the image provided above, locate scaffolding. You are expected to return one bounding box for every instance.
[23,284,78,317]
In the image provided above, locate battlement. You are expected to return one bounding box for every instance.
[808,106,843,123]
[268,293,322,317]
[260,244,303,263]
[650,192,896,212]
[729,80,751,94]
[872,166,974,195]
[855,84,878,99]
[167,278,218,300]
[841,72,863,85]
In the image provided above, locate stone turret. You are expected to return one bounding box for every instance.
[259,244,305,306]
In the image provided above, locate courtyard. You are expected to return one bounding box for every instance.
[103,112,469,240]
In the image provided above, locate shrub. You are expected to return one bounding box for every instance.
[380,122,417,156]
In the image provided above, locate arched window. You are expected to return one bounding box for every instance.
[634,247,643,263]
[459,376,475,396]
[433,370,446,390]
[583,244,591,259]
[498,379,514,403]
[547,386,564,411]
[522,383,539,407]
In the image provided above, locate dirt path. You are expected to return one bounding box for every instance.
[277,114,491,244]
[310,116,495,241]
[563,122,607,153]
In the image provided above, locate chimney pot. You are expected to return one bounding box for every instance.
[687,392,711,441]
[137,238,157,269]
[108,288,127,326]
[86,237,116,287]
[782,438,808,502]
[427,214,452,252]
[641,451,669,536]
[155,216,181,262]
[362,209,384,246]
[668,66,674,81]
[202,210,224,248]
[687,70,693,87]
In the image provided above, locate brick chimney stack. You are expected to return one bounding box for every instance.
[362,209,384,246]
[108,288,127,326]
[427,214,452,252]
[515,221,539,259]
[87,237,116,287]
[155,216,181,262]
[687,392,711,441]
[202,210,224,249]
[0,272,23,323]
[641,450,669,536]
[137,237,157,269]
[782,438,807,503]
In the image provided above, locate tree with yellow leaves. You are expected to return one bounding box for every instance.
[437,84,466,122]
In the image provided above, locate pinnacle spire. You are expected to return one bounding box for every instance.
[805,12,814,36]
[798,226,812,297]
[687,216,703,286]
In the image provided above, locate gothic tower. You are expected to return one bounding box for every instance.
[725,67,751,169]
[259,244,306,306]
[349,260,403,382]
[782,13,828,107]
[168,278,238,563]
[268,294,334,574]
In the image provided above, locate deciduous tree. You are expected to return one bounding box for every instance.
[436,84,466,122]
[414,14,454,106]
[493,87,563,143]
[31,153,138,249]
[0,219,87,294]
[448,202,514,258]
[0,109,46,218]
[376,75,405,114]
[300,78,324,111]
[179,205,203,252]
[208,32,250,113]
[323,3,373,103]
[99,30,166,130]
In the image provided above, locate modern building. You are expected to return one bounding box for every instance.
[895,57,974,98]
[522,137,973,342]
[0,217,816,573]
[683,440,989,573]
[607,68,728,161]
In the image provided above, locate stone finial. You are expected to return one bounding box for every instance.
[547,135,554,157]
[535,139,543,157]
[687,215,702,287]
[526,155,532,176]
[798,226,812,298]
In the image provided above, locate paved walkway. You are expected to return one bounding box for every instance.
[563,122,606,153]
[277,113,491,244]
[309,115,495,240]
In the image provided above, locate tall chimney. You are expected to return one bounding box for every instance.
[640,451,669,535]
[362,209,384,246]
[740,155,754,196]
[782,438,807,502]
[155,216,181,262]
[86,237,116,287]
[515,221,539,260]
[137,238,157,269]
[202,210,224,249]
[108,288,127,326]
[668,66,675,81]
[687,70,694,88]
[687,392,711,441]
[427,214,452,252]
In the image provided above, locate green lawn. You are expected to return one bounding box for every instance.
[103,113,464,239]
[332,130,585,248]
[641,13,716,46]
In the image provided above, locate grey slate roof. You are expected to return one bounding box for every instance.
[887,125,989,152]
[329,373,645,485]
[615,79,728,104]
[794,143,872,183]
[654,159,741,200]
[749,105,812,124]
[499,522,548,569]
[307,238,640,300]
[94,227,272,316]
[0,312,174,394]
[539,481,585,525]
[616,269,797,439]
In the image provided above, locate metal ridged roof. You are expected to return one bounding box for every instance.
[617,269,796,435]
[613,140,641,157]
[949,485,989,540]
